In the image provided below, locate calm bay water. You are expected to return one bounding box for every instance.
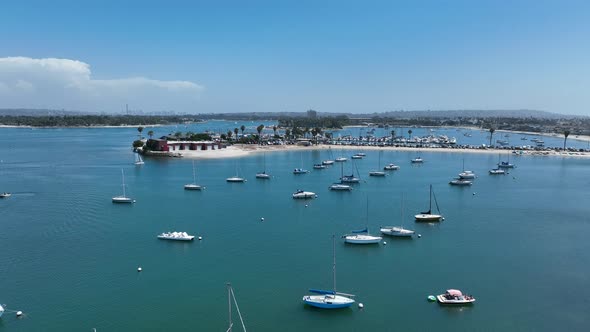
[0,123,589,331]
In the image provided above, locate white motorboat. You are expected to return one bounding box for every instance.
[157,231,195,241]
[458,171,475,179]
[112,169,135,203]
[134,153,145,165]
[415,185,443,222]
[0,192,11,198]
[293,168,309,174]
[411,157,424,163]
[322,160,334,165]
[449,178,473,186]
[292,190,316,199]
[303,235,355,309]
[313,163,327,169]
[335,157,348,162]
[185,161,204,190]
[329,183,353,191]
[351,154,363,159]
[380,226,415,237]
[436,289,476,305]
[489,168,505,175]
[356,152,366,157]
[0,304,3,318]
[384,163,400,171]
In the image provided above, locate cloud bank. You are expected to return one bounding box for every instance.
[0,57,203,113]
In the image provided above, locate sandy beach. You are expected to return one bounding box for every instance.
[174,143,590,160]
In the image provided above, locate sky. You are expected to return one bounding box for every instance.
[0,0,589,115]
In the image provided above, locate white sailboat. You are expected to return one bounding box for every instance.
[415,185,443,222]
[293,152,309,174]
[369,151,386,177]
[292,190,317,199]
[303,235,356,309]
[458,159,475,179]
[497,153,515,168]
[256,153,271,179]
[343,198,382,244]
[381,194,415,237]
[112,169,135,203]
[185,161,204,190]
[329,163,353,191]
[340,159,360,183]
[226,283,247,332]
[322,148,335,165]
[134,152,144,166]
[384,163,400,171]
[227,161,246,182]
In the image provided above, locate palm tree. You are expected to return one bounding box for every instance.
[147,130,154,139]
[240,125,246,137]
[489,128,495,147]
[285,128,291,139]
[408,129,412,139]
[137,126,144,139]
[256,124,265,144]
[272,125,277,137]
[234,128,239,140]
[390,130,395,146]
[304,127,310,139]
[227,130,233,140]
[563,130,570,150]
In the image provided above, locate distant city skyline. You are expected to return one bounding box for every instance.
[1,1,589,116]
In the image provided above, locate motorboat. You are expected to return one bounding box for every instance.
[303,235,355,309]
[322,160,334,165]
[293,168,309,174]
[313,164,327,169]
[335,157,348,162]
[157,231,195,241]
[112,169,135,203]
[329,183,353,191]
[351,154,363,159]
[0,304,3,318]
[458,170,475,179]
[0,192,11,198]
[436,289,476,305]
[356,152,366,157]
[255,172,271,179]
[489,168,505,175]
[449,178,473,186]
[380,226,415,237]
[384,163,400,171]
[292,190,317,199]
[415,185,443,222]
[411,157,424,163]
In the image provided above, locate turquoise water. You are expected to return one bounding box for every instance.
[0,123,589,331]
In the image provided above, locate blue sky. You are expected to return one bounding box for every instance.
[1,0,589,115]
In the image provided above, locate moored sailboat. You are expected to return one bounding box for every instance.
[185,160,204,190]
[112,169,135,203]
[415,185,443,222]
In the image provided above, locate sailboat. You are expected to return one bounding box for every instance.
[343,198,382,244]
[256,153,271,179]
[458,159,475,179]
[226,283,247,332]
[227,161,246,182]
[302,235,356,309]
[184,161,204,190]
[329,163,353,191]
[334,149,347,162]
[381,194,415,237]
[112,169,135,203]
[134,152,144,166]
[497,153,515,169]
[340,159,360,183]
[322,149,335,165]
[369,151,386,176]
[293,152,309,174]
[415,185,443,222]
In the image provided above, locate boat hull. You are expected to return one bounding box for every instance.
[436,295,476,305]
[255,173,271,179]
[226,177,246,182]
[369,171,386,177]
[303,295,355,309]
[157,236,194,241]
[0,193,11,198]
[293,192,316,199]
[184,184,203,190]
[329,185,352,191]
[380,227,415,237]
[415,214,442,222]
[344,234,382,244]
[112,196,134,203]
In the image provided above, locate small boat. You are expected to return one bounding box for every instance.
[458,171,475,179]
[293,168,309,174]
[335,157,348,162]
[157,231,195,241]
[356,152,366,157]
[0,192,11,198]
[329,183,353,191]
[313,164,327,169]
[0,304,3,317]
[521,137,528,140]
[415,185,443,222]
[449,178,473,186]
[436,289,476,305]
[292,190,317,199]
[185,161,204,190]
[134,153,145,165]
[322,160,334,165]
[489,168,505,175]
[351,154,363,159]
[226,176,246,183]
[411,157,424,163]
[381,194,415,237]
[384,163,400,171]
[341,174,360,183]
[112,169,135,203]
[343,198,382,244]
[369,151,386,177]
[303,235,356,309]
[497,161,514,168]
[256,153,271,179]
[496,139,509,146]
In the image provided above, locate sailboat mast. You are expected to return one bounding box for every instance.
[429,185,432,212]
[192,161,197,184]
[227,283,232,332]
[121,169,126,197]
[332,234,336,293]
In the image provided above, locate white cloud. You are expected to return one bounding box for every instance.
[0,57,204,112]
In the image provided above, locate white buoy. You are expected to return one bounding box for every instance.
[16,311,23,317]
[358,303,364,309]
[198,236,202,240]
[418,234,422,238]
[137,267,142,272]
[473,192,476,195]
[261,217,264,222]
[305,204,308,207]
[383,241,387,245]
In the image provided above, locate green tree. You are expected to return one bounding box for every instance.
[408,129,413,139]
[137,126,144,139]
[174,131,182,140]
[489,128,495,147]
[272,125,277,136]
[234,128,239,140]
[391,130,396,146]
[147,130,154,139]
[227,130,233,140]
[256,124,265,144]
[285,128,291,139]
[563,129,570,150]
[240,125,246,137]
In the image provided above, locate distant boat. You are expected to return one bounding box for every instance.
[256,153,271,179]
[449,178,473,186]
[226,283,247,332]
[293,153,309,174]
[335,157,348,162]
[112,169,135,203]
[157,231,195,241]
[329,183,353,191]
[369,151,386,177]
[343,197,382,244]
[497,153,515,169]
[0,192,11,198]
[489,168,505,175]
[380,194,415,237]
[0,304,3,317]
[415,185,443,222]
[134,153,145,166]
[351,154,363,159]
[313,163,327,169]
[411,156,424,163]
[384,163,400,171]
[436,289,476,305]
[292,190,317,199]
[458,160,475,179]
[496,139,509,146]
[303,235,355,309]
[341,160,361,183]
[521,137,528,141]
[185,161,204,190]
[322,149,335,165]
[227,162,246,182]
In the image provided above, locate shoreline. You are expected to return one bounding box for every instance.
[172,143,590,160]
